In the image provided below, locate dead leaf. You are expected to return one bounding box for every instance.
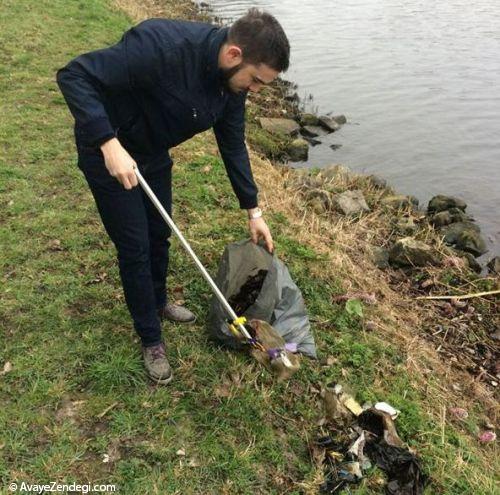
[214,381,232,398]
[48,239,63,251]
[202,165,212,173]
[0,361,12,375]
[86,272,108,285]
[326,355,337,366]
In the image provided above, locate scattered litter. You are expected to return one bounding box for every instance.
[375,402,401,420]
[324,383,363,422]
[176,448,186,456]
[317,390,428,494]
[102,454,110,463]
[248,319,301,381]
[448,407,468,420]
[478,431,496,443]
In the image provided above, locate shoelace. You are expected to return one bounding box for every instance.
[149,344,166,361]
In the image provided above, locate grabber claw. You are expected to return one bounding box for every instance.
[228,316,247,338]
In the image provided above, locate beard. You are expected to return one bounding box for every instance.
[220,63,244,93]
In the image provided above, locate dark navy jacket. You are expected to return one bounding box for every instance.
[56,19,258,209]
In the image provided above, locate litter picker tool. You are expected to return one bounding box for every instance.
[134,167,265,351]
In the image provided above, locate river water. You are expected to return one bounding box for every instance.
[199,0,500,255]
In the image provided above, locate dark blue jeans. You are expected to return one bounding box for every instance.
[78,152,172,347]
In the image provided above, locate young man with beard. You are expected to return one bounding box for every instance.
[56,9,290,384]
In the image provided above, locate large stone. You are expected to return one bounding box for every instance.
[487,256,500,275]
[259,117,300,136]
[287,138,309,161]
[381,195,418,209]
[298,113,319,126]
[461,252,482,273]
[318,116,341,133]
[441,222,487,257]
[394,217,417,235]
[368,175,388,189]
[389,237,440,267]
[429,208,469,227]
[300,125,324,138]
[305,189,332,213]
[332,190,370,216]
[372,246,390,269]
[333,114,347,125]
[428,195,467,214]
[319,164,351,181]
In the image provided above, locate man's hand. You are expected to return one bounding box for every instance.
[100,137,138,190]
[249,217,274,253]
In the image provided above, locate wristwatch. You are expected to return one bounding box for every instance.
[248,207,263,220]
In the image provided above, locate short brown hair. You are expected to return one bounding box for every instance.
[228,8,290,72]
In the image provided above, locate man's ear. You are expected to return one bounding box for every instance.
[225,45,243,66]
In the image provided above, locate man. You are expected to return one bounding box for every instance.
[56,9,290,384]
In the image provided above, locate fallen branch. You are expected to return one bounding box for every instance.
[416,289,500,301]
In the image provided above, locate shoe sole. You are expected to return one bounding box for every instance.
[164,315,197,325]
[147,372,173,385]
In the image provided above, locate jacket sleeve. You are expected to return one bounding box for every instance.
[56,20,173,147]
[213,93,259,209]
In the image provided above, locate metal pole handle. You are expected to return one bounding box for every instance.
[134,167,252,340]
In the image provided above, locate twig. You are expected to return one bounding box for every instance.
[97,401,118,419]
[416,289,500,301]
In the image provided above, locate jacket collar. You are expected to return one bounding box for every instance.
[205,26,229,91]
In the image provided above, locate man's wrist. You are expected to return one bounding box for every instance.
[247,207,263,220]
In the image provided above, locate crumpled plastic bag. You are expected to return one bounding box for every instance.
[247,319,301,381]
[207,239,317,358]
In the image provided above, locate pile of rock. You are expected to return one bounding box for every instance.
[292,164,370,217]
[259,112,347,162]
[426,195,487,258]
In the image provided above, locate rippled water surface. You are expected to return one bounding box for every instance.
[201,0,500,254]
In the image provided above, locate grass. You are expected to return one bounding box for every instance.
[1,0,498,494]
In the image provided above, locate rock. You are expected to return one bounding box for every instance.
[304,188,332,211]
[318,115,341,132]
[259,117,300,136]
[372,246,390,269]
[428,195,467,214]
[319,164,351,181]
[287,138,309,161]
[381,195,418,209]
[333,114,347,125]
[429,208,469,227]
[389,237,440,267]
[441,222,487,257]
[487,256,500,274]
[460,252,482,273]
[298,113,319,126]
[284,92,299,103]
[303,136,321,146]
[394,217,417,235]
[300,125,324,138]
[308,197,327,215]
[368,175,387,189]
[332,190,370,216]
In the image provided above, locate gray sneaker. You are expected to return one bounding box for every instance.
[158,302,196,324]
[142,342,173,384]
